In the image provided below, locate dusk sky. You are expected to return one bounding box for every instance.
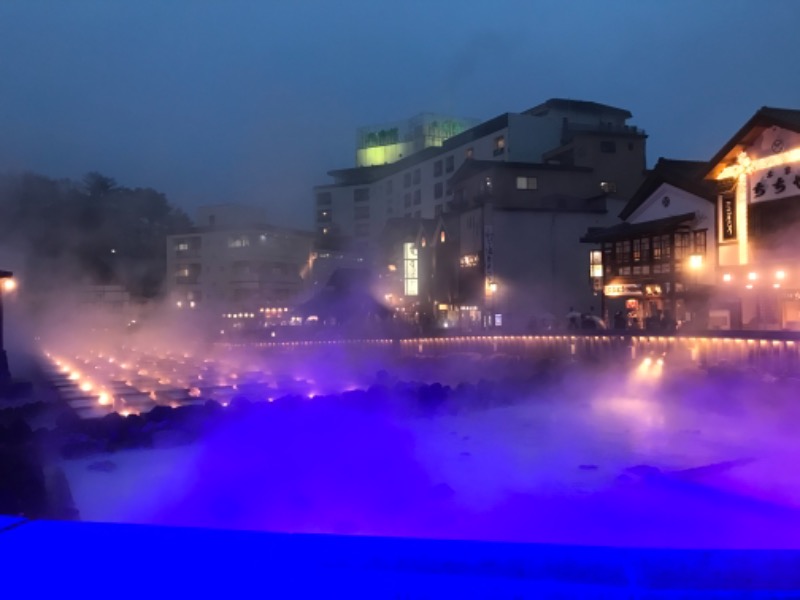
[1,1,798,229]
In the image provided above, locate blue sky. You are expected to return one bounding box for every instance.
[1,0,798,228]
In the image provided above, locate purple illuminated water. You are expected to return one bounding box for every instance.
[59,357,800,549]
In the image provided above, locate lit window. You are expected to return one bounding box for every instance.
[516,177,537,190]
[440,231,446,243]
[589,250,603,278]
[494,136,505,155]
[600,181,617,193]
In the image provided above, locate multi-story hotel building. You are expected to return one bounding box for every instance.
[314,99,647,256]
[165,204,314,327]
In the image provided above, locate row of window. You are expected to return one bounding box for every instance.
[604,231,707,274]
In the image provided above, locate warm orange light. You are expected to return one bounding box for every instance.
[2,278,17,292]
[722,273,732,282]
[776,270,786,280]
[748,272,758,281]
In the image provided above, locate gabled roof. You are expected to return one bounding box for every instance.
[581,212,696,244]
[619,158,716,221]
[706,106,800,179]
[524,98,632,119]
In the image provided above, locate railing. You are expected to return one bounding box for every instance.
[223,331,800,375]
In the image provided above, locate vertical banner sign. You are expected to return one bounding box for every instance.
[484,226,494,283]
[722,195,737,241]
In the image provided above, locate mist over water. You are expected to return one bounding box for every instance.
[42,313,800,549]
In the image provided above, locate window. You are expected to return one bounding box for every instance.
[404,173,411,188]
[175,241,189,251]
[316,192,332,206]
[316,209,332,223]
[589,250,603,278]
[354,205,369,219]
[465,147,474,159]
[413,190,421,205]
[413,169,420,185]
[633,239,641,263]
[493,136,505,156]
[434,182,443,199]
[674,232,691,262]
[600,181,617,193]
[434,204,443,217]
[483,177,493,193]
[228,235,250,248]
[641,237,650,263]
[661,235,671,260]
[403,243,418,296]
[600,141,617,154]
[693,230,707,256]
[440,231,446,243]
[516,176,537,190]
[354,188,369,203]
[404,193,411,208]
[433,160,443,177]
[445,156,454,172]
[615,240,631,265]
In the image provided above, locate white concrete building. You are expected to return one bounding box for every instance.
[166,204,315,320]
[314,99,645,255]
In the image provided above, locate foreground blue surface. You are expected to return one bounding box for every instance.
[2,517,800,597]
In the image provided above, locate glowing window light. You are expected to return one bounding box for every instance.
[722,273,732,282]
[748,272,758,281]
[688,254,703,270]
[776,270,786,280]
[2,278,17,292]
[774,283,781,289]
[746,284,754,289]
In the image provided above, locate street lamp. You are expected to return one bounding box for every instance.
[0,270,14,386]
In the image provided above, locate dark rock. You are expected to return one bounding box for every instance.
[60,436,105,459]
[145,405,174,423]
[152,428,194,449]
[5,419,33,444]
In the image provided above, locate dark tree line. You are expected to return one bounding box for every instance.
[0,171,192,302]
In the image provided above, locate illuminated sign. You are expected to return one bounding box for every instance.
[604,283,642,297]
[750,163,800,204]
[721,195,737,240]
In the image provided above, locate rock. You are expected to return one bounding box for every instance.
[152,428,194,449]
[60,437,105,459]
[87,460,117,473]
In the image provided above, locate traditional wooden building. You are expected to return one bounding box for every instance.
[706,107,800,329]
[581,159,716,330]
